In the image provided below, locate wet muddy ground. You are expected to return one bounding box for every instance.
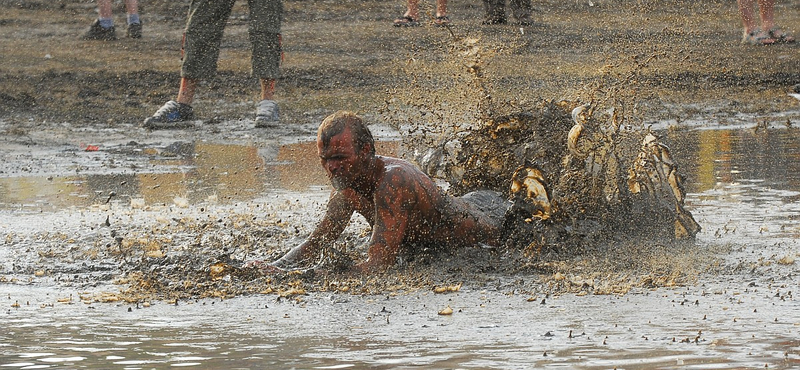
[2,126,799,368]
[1,0,800,368]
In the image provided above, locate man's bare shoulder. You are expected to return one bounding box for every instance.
[375,156,441,201]
[379,156,427,177]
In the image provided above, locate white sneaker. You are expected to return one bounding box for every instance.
[255,99,280,128]
[142,100,194,129]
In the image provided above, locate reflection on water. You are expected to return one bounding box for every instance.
[0,128,798,213]
[667,128,800,193]
[0,142,397,211]
[664,128,800,244]
[0,142,272,211]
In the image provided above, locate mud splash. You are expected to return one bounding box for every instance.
[0,34,748,304]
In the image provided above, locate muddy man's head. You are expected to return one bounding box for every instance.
[316,111,376,190]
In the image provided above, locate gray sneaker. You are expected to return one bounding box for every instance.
[255,99,280,128]
[142,100,194,129]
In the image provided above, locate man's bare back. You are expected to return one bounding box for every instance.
[255,111,501,273]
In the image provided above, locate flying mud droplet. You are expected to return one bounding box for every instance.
[386,36,701,256]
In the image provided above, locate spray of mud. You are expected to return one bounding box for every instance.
[378,28,710,294]
[101,27,713,303]
[2,26,714,304]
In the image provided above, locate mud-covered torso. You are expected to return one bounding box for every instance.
[347,156,457,245]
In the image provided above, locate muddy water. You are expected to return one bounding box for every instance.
[2,127,800,369]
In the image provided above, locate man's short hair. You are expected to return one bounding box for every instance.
[318,111,375,156]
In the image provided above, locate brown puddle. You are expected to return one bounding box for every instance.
[0,141,398,211]
[2,128,799,211]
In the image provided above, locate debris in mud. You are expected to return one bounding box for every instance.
[433,283,462,293]
[438,305,454,315]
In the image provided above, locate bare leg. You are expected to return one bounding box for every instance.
[260,79,276,101]
[98,0,112,19]
[404,0,419,19]
[124,0,138,16]
[757,0,775,31]
[436,0,447,18]
[737,0,758,34]
[176,77,198,105]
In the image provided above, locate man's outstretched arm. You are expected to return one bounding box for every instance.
[254,190,355,270]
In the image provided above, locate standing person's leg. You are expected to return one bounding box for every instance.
[757,0,775,30]
[260,79,276,101]
[509,0,532,25]
[144,0,236,128]
[98,0,113,21]
[737,0,774,44]
[124,0,139,19]
[394,0,420,26]
[124,0,142,38]
[758,0,795,42]
[83,0,117,40]
[482,0,506,24]
[181,0,237,86]
[250,0,283,126]
[406,0,420,19]
[436,0,447,18]
[177,78,199,105]
[434,0,449,25]
[737,0,758,33]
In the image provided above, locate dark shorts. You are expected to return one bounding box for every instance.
[460,190,511,230]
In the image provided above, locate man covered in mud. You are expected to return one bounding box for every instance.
[251,111,505,273]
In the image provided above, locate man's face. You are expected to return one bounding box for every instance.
[317,128,367,190]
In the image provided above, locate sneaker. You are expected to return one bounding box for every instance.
[255,99,280,128]
[142,100,194,129]
[83,19,116,41]
[127,23,142,39]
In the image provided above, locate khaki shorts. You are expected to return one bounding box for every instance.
[181,0,283,80]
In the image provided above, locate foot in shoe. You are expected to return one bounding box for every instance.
[127,23,142,39]
[255,99,280,128]
[142,100,194,129]
[83,19,116,40]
